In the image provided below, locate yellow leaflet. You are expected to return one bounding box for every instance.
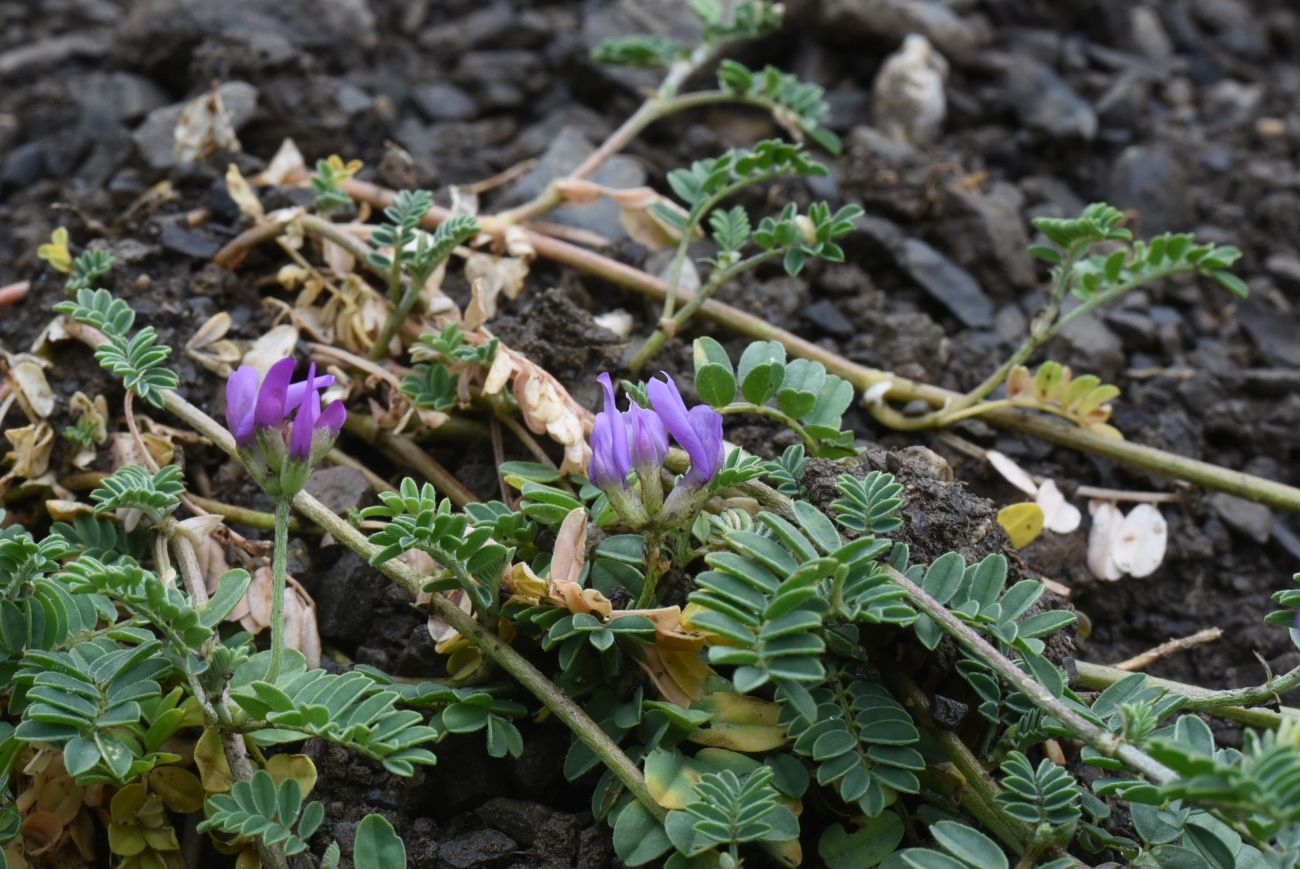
[997,502,1045,548]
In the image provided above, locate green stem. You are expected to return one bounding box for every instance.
[189,495,304,533]
[158,389,665,823]
[636,533,666,609]
[344,413,478,507]
[880,563,1176,784]
[629,249,779,373]
[1075,660,1300,728]
[368,283,418,361]
[266,499,291,684]
[719,401,816,452]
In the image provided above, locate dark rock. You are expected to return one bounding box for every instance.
[0,141,47,190]
[818,0,990,61]
[310,551,386,646]
[931,694,968,730]
[582,0,701,91]
[1001,56,1098,140]
[1208,493,1273,544]
[1192,0,1270,59]
[899,238,994,329]
[803,299,854,337]
[117,0,376,69]
[475,799,577,858]
[1265,253,1300,291]
[503,126,645,239]
[132,82,259,170]
[334,82,373,116]
[1107,144,1189,236]
[154,216,223,259]
[1238,304,1300,368]
[1243,369,1300,395]
[1057,312,1126,381]
[304,467,371,514]
[74,72,169,128]
[413,83,478,122]
[576,826,613,869]
[438,829,517,869]
[939,180,1036,291]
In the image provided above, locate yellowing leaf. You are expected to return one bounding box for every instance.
[997,502,1044,548]
[265,754,317,799]
[194,728,235,794]
[146,767,203,814]
[688,692,788,752]
[638,646,711,707]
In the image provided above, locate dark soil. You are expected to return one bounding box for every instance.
[4,0,1300,863]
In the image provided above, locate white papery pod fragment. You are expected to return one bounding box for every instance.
[1036,479,1082,534]
[1087,500,1124,581]
[1112,503,1167,578]
[985,449,1039,497]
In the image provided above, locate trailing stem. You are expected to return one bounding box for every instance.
[266,498,292,684]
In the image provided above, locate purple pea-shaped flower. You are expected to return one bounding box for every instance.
[647,373,723,489]
[226,358,346,498]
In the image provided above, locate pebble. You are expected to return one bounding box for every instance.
[0,141,47,190]
[1002,57,1098,141]
[438,829,517,869]
[872,34,948,146]
[413,83,478,122]
[1107,144,1189,236]
[803,299,855,337]
[898,237,995,329]
[819,0,989,61]
[1208,492,1274,544]
[154,216,223,259]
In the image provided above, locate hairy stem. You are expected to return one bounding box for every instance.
[266,499,291,684]
[157,390,665,822]
[880,564,1176,784]
[1075,660,1300,729]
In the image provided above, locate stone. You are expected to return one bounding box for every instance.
[1237,304,1300,368]
[474,799,577,858]
[503,126,645,239]
[1208,493,1273,544]
[803,299,854,337]
[1057,312,1126,381]
[154,216,223,259]
[74,72,169,127]
[0,142,47,190]
[1002,57,1097,141]
[438,829,517,869]
[132,81,259,170]
[413,83,478,122]
[304,467,371,514]
[899,238,994,329]
[1107,144,1189,237]
[818,0,989,61]
[940,180,1036,290]
[931,694,968,730]
[310,551,386,646]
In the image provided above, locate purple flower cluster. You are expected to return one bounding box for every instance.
[590,372,723,524]
[226,358,346,497]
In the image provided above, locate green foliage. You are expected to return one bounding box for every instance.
[592,34,686,67]
[693,0,783,45]
[196,770,323,855]
[664,766,794,859]
[718,60,840,153]
[710,205,752,255]
[1030,202,1247,302]
[692,337,857,457]
[14,638,170,783]
[65,248,115,295]
[761,444,808,497]
[90,464,185,526]
[996,750,1082,829]
[832,471,904,536]
[411,322,498,367]
[783,680,923,816]
[354,813,407,869]
[361,478,513,615]
[883,821,1009,869]
[1265,571,1300,651]
[50,514,149,564]
[753,201,862,276]
[231,660,439,775]
[311,157,357,215]
[400,362,457,412]
[61,412,100,448]
[542,613,656,682]
[368,196,477,290]
[665,140,826,212]
[55,289,178,407]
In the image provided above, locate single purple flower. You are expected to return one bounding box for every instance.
[288,363,322,459]
[285,367,336,415]
[318,399,346,437]
[647,373,724,487]
[626,401,668,472]
[226,365,260,447]
[253,357,296,429]
[589,373,631,490]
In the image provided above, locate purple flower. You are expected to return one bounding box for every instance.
[626,401,668,472]
[225,358,347,496]
[647,373,723,488]
[590,373,631,490]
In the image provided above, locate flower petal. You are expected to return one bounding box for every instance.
[254,357,297,429]
[289,391,318,459]
[285,363,335,415]
[626,401,668,470]
[226,365,260,445]
[317,399,346,437]
[682,403,724,485]
[591,373,631,488]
